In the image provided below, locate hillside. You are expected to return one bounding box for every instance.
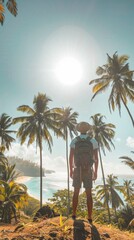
[0,216,133,240]
[8,156,55,177]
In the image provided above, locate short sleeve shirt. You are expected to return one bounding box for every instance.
[70,134,98,150]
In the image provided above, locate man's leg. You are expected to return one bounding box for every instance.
[72,188,80,217]
[85,188,92,220]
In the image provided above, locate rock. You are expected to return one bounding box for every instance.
[49,231,57,237]
[33,205,59,222]
[102,232,110,238]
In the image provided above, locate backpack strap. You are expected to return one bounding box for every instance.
[76,136,92,142]
[76,136,81,142]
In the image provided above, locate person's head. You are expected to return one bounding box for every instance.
[76,122,92,134]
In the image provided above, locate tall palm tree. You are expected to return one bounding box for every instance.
[57,107,78,216]
[89,52,134,127]
[13,93,63,208]
[0,113,16,152]
[90,113,116,222]
[96,174,124,220]
[120,155,134,170]
[0,0,18,25]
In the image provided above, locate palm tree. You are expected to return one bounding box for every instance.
[118,204,133,229]
[13,92,63,208]
[120,180,134,206]
[96,174,124,220]
[120,156,134,170]
[106,174,124,216]
[89,52,134,127]
[0,0,18,25]
[57,107,78,216]
[0,113,16,152]
[90,113,116,222]
[0,180,28,223]
[0,152,19,182]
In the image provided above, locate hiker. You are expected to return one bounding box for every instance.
[69,121,99,224]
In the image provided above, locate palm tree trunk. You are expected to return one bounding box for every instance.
[39,136,43,208]
[98,146,111,223]
[65,128,70,216]
[121,96,134,127]
[114,207,118,222]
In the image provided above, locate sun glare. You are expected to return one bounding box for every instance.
[55,57,83,85]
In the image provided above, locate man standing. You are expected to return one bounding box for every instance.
[69,121,99,224]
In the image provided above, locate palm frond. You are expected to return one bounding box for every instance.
[0,3,4,25]
[6,0,17,17]
[96,66,106,75]
[17,105,35,115]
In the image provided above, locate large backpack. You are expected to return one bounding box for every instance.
[74,136,94,169]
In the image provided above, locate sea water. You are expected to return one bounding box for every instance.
[23,172,134,203]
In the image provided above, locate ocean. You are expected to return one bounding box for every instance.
[23,172,134,203]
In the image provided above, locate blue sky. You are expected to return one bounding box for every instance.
[0,0,134,176]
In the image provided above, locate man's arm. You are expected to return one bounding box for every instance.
[69,148,74,179]
[93,149,99,180]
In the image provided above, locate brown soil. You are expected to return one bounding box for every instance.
[0,216,133,240]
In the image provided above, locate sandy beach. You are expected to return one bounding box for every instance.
[15,176,32,183]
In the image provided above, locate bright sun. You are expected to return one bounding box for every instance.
[55,57,83,85]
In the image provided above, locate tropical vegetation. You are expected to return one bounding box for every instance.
[120,180,134,207]
[56,107,78,216]
[90,113,116,222]
[0,153,28,223]
[0,152,19,182]
[0,51,133,231]
[0,113,16,152]
[0,0,18,25]
[89,52,134,127]
[13,93,64,208]
[96,174,124,220]
[120,155,134,170]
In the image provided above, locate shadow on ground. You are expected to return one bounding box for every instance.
[73,219,101,240]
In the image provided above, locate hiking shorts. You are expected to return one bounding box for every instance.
[72,167,92,189]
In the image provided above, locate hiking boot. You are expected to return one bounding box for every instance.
[88,219,93,224]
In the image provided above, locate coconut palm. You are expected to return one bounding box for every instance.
[13,93,63,208]
[0,152,19,182]
[0,180,28,223]
[0,0,18,25]
[90,113,116,222]
[57,107,78,216]
[120,155,134,170]
[120,180,134,206]
[0,113,16,152]
[118,204,133,229]
[89,52,134,127]
[106,174,124,215]
[96,174,124,220]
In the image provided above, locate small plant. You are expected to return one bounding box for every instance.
[51,214,72,234]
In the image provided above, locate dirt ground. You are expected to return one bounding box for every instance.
[0,217,133,240]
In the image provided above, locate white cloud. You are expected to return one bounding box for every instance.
[6,142,39,163]
[5,142,67,172]
[115,137,121,142]
[42,155,67,172]
[126,137,134,148]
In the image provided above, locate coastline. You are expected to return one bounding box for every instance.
[15,175,32,183]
